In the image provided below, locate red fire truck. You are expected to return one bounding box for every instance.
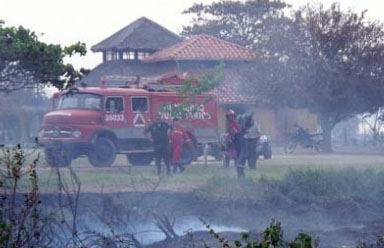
[38,85,220,167]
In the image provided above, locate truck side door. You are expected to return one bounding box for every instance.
[129,96,151,128]
[104,96,126,128]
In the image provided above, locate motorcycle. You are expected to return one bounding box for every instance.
[284,129,323,153]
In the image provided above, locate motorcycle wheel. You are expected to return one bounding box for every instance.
[284,142,297,154]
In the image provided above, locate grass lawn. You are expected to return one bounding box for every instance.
[33,148,384,193]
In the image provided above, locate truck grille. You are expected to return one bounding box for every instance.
[43,127,73,138]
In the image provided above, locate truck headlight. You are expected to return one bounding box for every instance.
[72,130,82,138]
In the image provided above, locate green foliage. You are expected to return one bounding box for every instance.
[356,236,384,248]
[0,145,41,248]
[0,20,88,92]
[182,0,291,55]
[279,168,384,204]
[202,219,314,248]
[289,233,313,248]
[159,61,224,118]
[177,61,225,98]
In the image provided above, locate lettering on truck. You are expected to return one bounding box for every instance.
[160,104,211,120]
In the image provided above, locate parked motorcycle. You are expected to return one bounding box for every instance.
[284,129,323,153]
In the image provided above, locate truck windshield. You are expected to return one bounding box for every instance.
[58,93,102,110]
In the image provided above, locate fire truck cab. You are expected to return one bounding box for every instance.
[39,85,219,167]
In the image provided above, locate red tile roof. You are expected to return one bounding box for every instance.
[211,71,255,104]
[151,69,256,104]
[143,34,259,63]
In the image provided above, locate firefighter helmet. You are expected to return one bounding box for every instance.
[226,109,236,120]
[226,109,235,117]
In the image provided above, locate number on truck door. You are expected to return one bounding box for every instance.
[105,96,125,121]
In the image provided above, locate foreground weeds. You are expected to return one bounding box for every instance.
[202,219,316,248]
[1,146,384,248]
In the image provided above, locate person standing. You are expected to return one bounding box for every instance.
[144,114,173,175]
[169,118,192,173]
[243,113,261,169]
[223,109,247,178]
[222,110,240,167]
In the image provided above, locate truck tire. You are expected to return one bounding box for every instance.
[45,148,71,167]
[127,153,153,166]
[88,137,116,167]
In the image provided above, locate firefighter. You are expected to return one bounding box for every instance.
[222,109,240,167]
[243,113,261,169]
[224,109,246,178]
[169,118,192,173]
[144,114,173,175]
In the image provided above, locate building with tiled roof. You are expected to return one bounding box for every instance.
[143,34,259,62]
[81,17,318,143]
[91,17,181,63]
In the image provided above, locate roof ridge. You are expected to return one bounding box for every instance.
[91,16,180,52]
[91,17,143,52]
[138,17,181,41]
[193,34,254,53]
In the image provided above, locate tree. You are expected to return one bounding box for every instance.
[361,108,384,146]
[0,20,88,92]
[183,1,384,152]
[259,3,384,152]
[181,0,291,56]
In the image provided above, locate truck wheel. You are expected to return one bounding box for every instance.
[88,137,116,167]
[45,148,71,167]
[263,143,272,159]
[126,153,153,166]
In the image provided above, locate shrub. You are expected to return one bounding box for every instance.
[279,168,384,204]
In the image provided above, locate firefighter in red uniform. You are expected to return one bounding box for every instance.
[223,109,246,178]
[169,118,192,173]
[223,109,240,161]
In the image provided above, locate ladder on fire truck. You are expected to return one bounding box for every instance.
[100,75,186,91]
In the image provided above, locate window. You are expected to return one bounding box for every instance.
[122,51,136,60]
[113,52,119,60]
[105,51,113,61]
[58,93,102,110]
[105,97,124,113]
[131,97,148,112]
[138,52,151,60]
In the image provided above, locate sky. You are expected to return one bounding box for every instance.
[1,0,384,70]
